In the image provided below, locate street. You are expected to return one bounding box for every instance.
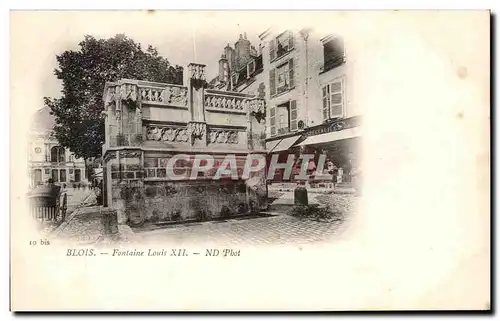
[135,193,358,246]
[64,187,94,212]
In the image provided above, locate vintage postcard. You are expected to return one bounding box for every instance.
[10,10,490,311]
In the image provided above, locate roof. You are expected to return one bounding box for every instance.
[30,106,55,133]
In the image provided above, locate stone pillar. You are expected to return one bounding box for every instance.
[103,80,145,225]
[116,149,145,225]
[187,63,208,148]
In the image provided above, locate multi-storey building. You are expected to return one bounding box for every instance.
[28,106,87,187]
[210,28,362,185]
[209,33,267,151]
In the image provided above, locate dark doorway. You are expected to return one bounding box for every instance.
[75,169,81,182]
[51,169,59,182]
[60,169,67,183]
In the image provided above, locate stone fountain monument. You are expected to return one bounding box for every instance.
[101,63,267,227]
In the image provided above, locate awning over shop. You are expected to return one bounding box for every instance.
[266,139,281,152]
[270,135,302,153]
[297,126,361,147]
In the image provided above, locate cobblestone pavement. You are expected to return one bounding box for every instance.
[52,206,105,245]
[138,194,359,246]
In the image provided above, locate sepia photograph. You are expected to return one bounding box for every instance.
[10,10,490,311]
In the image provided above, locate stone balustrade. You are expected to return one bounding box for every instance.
[204,89,265,114]
[138,84,188,108]
[103,80,188,109]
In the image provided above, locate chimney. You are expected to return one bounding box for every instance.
[234,32,251,70]
[218,53,228,82]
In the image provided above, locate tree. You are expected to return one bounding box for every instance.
[44,34,184,161]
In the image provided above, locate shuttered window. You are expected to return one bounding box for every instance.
[269,68,276,97]
[270,106,276,136]
[290,100,298,131]
[329,79,343,118]
[322,77,345,120]
[272,58,294,97]
[322,86,330,119]
[276,31,294,60]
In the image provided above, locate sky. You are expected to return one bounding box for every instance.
[11,11,267,115]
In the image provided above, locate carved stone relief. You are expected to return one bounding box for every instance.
[104,151,117,163]
[188,64,206,81]
[145,125,189,143]
[208,130,239,144]
[188,122,206,145]
[121,150,142,158]
[204,94,247,111]
[140,86,188,107]
[104,86,117,107]
[120,83,138,102]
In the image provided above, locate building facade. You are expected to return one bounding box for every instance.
[211,28,362,186]
[209,33,267,151]
[28,107,87,187]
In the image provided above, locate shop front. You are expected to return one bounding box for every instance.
[297,116,361,190]
[265,134,302,191]
[264,116,361,192]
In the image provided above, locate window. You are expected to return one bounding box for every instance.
[269,59,295,97]
[322,77,345,120]
[50,146,65,163]
[270,106,276,136]
[269,31,294,61]
[290,100,298,131]
[322,36,345,72]
[269,100,298,137]
[33,169,42,184]
[277,106,288,133]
